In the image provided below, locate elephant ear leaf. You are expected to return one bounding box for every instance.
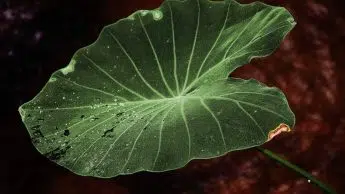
[19,0,296,178]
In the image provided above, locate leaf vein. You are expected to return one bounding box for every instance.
[106,30,166,98]
[168,2,180,95]
[222,7,261,59]
[182,47,273,95]
[82,53,147,100]
[138,15,175,97]
[235,101,266,138]
[152,103,176,169]
[120,102,174,172]
[181,99,191,158]
[55,75,121,99]
[199,98,226,149]
[218,91,281,99]
[71,102,163,170]
[205,96,288,121]
[92,101,170,171]
[182,0,200,92]
[195,0,232,79]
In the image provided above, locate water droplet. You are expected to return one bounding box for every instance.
[106,45,110,49]
[62,96,66,100]
[152,10,163,21]
[64,130,70,136]
[307,179,311,183]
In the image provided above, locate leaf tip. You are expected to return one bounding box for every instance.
[267,123,292,141]
[287,17,297,26]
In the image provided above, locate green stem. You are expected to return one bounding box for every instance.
[256,147,336,194]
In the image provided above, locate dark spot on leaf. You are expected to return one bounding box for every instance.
[80,115,85,119]
[93,117,99,120]
[30,125,40,130]
[27,114,31,118]
[44,145,71,161]
[143,127,147,131]
[102,127,114,138]
[37,118,44,121]
[116,112,124,117]
[64,130,70,136]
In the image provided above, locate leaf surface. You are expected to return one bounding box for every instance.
[19,0,296,177]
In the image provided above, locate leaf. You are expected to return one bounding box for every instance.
[19,0,296,177]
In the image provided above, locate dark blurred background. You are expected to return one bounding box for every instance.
[1,0,345,193]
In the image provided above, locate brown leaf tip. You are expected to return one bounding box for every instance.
[267,123,292,141]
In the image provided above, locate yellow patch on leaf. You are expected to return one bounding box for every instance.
[267,123,292,141]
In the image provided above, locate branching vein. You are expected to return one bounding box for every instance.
[200,98,226,149]
[106,30,166,99]
[138,15,175,97]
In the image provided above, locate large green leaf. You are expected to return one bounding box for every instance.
[19,0,296,177]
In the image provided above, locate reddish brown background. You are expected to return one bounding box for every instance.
[2,0,345,193]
